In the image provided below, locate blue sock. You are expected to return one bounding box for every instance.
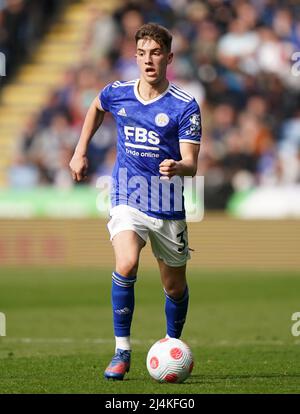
[112,271,136,337]
[164,286,189,338]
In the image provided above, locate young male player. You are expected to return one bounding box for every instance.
[69,23,201,380]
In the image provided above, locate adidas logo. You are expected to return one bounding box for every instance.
[117,107,127,117]
[115,307,131,315]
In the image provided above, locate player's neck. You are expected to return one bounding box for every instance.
[137,78,169,101]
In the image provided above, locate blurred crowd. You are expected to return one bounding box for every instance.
[0,0,66,83]
[9,0,300,208]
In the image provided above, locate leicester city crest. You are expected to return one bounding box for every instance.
[155,113,170,127]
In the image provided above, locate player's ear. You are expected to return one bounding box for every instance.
[167,52,173,65]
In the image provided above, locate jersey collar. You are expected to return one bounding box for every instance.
[134,79,171,105]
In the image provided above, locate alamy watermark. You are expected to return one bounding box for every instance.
[0,52,6,77]
[291,312,300,337]
[0,312,6,336]
[291,52,300,77]
[96,168,204,222]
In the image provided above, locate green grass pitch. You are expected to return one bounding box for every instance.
[0,267,300,394]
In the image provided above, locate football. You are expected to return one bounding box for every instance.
[146,338,194,383]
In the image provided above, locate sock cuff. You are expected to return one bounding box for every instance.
[164,285,189,304]
[112,271,137,288]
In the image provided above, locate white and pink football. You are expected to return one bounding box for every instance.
[146,338,194,383]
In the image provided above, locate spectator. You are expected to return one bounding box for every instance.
[0,0,64,83]
[29,113,77,184]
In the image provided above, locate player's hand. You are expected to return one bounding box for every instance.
[159,159,179,180]
[69,153,88,182]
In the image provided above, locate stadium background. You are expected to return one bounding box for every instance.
[0,0,300,394]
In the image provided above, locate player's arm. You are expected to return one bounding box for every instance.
[159,142,200,178]
[69,96,105,182]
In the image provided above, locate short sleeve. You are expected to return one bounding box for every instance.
[99,83,112,112]
[178,99,202,144]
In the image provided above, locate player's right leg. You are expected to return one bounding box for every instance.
[104,226,146,380]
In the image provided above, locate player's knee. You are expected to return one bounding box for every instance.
[164,284,187,301]
[116,258,139,277]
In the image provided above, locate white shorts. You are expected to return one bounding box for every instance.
[107,205,190,267]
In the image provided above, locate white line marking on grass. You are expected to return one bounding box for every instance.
[1,338,299,346]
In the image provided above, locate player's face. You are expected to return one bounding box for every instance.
[136,38,173,85]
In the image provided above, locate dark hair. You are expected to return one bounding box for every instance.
[135,23,172,52]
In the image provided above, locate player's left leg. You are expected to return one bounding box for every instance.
[149,218,190,338]
[157,260,189,339]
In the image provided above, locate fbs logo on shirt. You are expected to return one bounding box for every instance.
[124,126,160,147]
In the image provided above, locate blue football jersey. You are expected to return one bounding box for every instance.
[99,79,201,220]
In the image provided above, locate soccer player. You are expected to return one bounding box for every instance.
[69,23,201,380]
